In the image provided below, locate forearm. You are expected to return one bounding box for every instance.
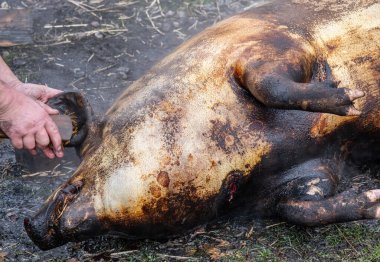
[0,56,21,87]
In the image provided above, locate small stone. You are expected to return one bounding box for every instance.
[1,1,9,9]
[91,21,100,27]
[117,67,130,80]
[161,22,172,32]
[2,50,10,58]
[73,68,85,77]
[94,31,104,39]
[6,211,18,221]
[177,10,187,18]
[166,10,175,17]
[173,21,180,27]
[117,67,130,74]
[0,252,9,260]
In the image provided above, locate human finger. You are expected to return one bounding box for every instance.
[35,129,50,148]
[45,86,63,98]
[29,149,37,156]
[41,146,55,159]
[22,134,36,150]
[36,101,59,115]
[36,85,63,102]
[10,136,23,150]
[45,120,64,158]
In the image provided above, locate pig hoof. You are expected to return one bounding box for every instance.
[362,189,380,219]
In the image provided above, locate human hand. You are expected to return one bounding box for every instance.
[0,88,64,159]
[8,81,62,103]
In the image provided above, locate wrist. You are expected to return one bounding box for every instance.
[3,78,23,90]
[0,85,21,117]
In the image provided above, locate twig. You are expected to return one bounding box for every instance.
[110,250,138,258]
[69,77,86,88]
[156,253,198,261]
[83,86,117,91]
[44,24,88,29]
[22,171,49,178]
[243,0,274,11]
[33,39,72,47]
[265,222,286,229]
[188,20,198,31]
[215,1,221,22]
[173,28,187,39]
[65,0,101,19]
[87,53,95,62]
[94,63,118,74]
[65,28,128,37]
[335,225,359,254]
[145,10,165,35]
[155,0,165,16]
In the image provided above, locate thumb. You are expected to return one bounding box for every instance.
[37,101,59,115]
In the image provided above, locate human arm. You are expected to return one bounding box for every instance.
[0,56,62,101]
[0,56,64,158]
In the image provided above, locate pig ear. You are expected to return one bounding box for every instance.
[47,92,95,149]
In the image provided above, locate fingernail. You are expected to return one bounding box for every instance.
[57,147,64,157]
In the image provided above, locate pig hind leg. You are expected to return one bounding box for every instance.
[274,159,380,225]
[236,50,364,116]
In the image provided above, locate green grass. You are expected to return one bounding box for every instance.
[105,221,379,261]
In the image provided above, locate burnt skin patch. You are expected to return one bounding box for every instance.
[225,135,235,146]
[158,101,183,157]
[353,55,374,64]
[260,31,299,52]
[210,119,243,154]
[149,185,162,199]
[157,171,170,188]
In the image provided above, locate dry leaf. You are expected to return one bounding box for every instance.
[0,252,8,262]
[0,1,9,9]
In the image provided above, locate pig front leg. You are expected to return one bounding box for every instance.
[277,189,380,226]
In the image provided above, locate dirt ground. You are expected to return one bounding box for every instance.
[0,0,379,261]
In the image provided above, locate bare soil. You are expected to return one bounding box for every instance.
[0,0,379,261]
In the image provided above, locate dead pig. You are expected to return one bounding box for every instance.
[24,0,380,250]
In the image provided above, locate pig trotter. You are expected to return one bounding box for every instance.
[244,73,364,116]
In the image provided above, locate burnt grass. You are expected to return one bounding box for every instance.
[0,0,380,261]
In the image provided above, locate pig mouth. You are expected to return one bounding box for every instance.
[24,180,83,250]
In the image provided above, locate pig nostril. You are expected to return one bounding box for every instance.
[24,217,35,237]
[24,217,31,227]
